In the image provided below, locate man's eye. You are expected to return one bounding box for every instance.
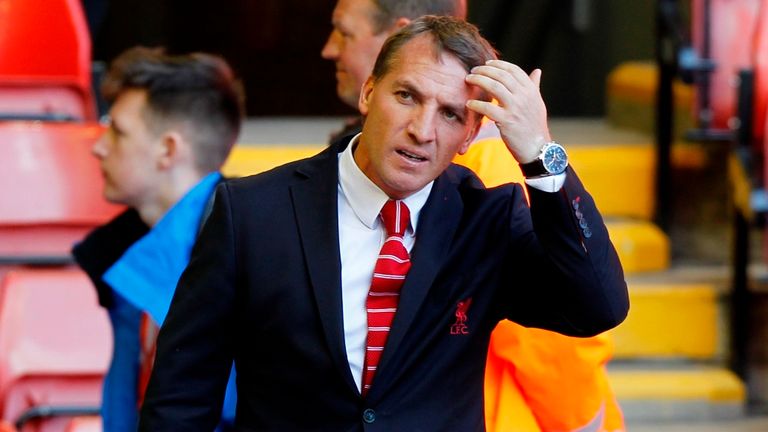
[443,110,459,121]
[396,91,412,101]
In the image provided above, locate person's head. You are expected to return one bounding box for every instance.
[92,47,244,216]
[354,15,497,199]
[322,0,467,108]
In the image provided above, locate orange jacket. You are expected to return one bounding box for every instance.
[452,124,625,432]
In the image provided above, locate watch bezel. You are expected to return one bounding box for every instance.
[520,141,568,178]
[540,141,568,175]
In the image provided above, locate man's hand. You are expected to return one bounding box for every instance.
[465,60,551,164]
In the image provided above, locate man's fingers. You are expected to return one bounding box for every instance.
[484,60,532,87]
[465,73,514,107]
[468,65,519,96]
[466,99,504,122]
[467,61,542,105]
[529,68,542,88]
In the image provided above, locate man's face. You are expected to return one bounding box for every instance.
[322,0,392,108]
[355,35,482,199]
[92,89,163,208]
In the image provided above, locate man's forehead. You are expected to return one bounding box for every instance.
[334,0,377,23]
[384,36,469,81]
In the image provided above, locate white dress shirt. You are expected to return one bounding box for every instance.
[337,134,432,391]
[336,133,564,391]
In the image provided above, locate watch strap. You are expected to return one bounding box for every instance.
[519,159,548,178]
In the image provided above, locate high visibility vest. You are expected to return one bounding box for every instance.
[452,122,625,432]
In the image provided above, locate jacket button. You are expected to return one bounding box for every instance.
[362,408,376,423]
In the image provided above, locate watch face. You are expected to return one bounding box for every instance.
[542,144,568,174]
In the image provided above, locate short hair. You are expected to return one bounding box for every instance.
[102,47,244,173]
[369,0,467,33]
[372,16,498,94]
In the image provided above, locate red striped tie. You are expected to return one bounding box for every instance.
[362,199,411,397]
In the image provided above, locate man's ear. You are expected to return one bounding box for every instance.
[158,131,183,170]
[358,77,376,116]
[391,17,410,32]
[457,117,483,155]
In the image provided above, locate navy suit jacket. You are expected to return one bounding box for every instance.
[139,138,628,431]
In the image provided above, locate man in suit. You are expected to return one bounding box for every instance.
[140,16,628,431]
[321,1,626,430]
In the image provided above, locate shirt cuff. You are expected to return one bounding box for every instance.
[524,173,566,192]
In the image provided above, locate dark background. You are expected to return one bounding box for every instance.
[82,0,656,117]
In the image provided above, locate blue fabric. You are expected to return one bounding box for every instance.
[105,172,220,325]
[102,172,236,427]
[217,368,238,431]
[102,293,141,432]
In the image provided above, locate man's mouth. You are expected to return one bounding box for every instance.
[397,149,427,162]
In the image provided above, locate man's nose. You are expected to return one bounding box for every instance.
[91,136,108,159]
[407,108,437,144]
[321,31,340,60]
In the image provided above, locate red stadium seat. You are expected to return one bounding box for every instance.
[753,3,768,144]
[0,122,122,265]
[691,0,762,133]
[0,0,96,121]
[0,268,109,431]
[63,417,99,432]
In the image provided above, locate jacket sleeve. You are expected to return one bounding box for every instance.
[500,167,629,337]
[139,183,238,431]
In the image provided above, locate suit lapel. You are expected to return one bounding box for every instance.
[369,170,464,399]
[290,143,359,395]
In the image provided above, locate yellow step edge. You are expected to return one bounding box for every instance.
[612,284,719,359]
[609,368,745,402]
[605,220,669,273]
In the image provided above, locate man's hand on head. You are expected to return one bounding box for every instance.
[465,60,551,164]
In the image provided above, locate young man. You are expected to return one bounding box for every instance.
[322,1,625,430]
[72,47,243,432]
[140,17,627,431]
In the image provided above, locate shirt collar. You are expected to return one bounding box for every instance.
[338,133,433,233]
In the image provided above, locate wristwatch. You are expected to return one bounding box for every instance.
[519,141,568,178]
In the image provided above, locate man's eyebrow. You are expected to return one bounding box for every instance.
[443,100,468,116]
[110,117,125,134]
[331,15,346,30]
[392,79,422,97]
[392,78,469,117]
[438,95,470,120]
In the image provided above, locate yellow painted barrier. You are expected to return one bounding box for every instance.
[569,145,656,219]
[609,368,745,402]
[606,61,695,138]
[225,143,660,220]
[613,284,719,359]
[605,220,670,273]
[222,145,324,178]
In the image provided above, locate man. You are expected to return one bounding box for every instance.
[72,47,243,431]
[322,1,625,430]
[140,17,628,431]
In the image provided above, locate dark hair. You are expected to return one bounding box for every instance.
[372,15,498,88]
[370,0,466,33]
[102,47,244,173]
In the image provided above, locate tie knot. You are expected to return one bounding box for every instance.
[380,200,410,237]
